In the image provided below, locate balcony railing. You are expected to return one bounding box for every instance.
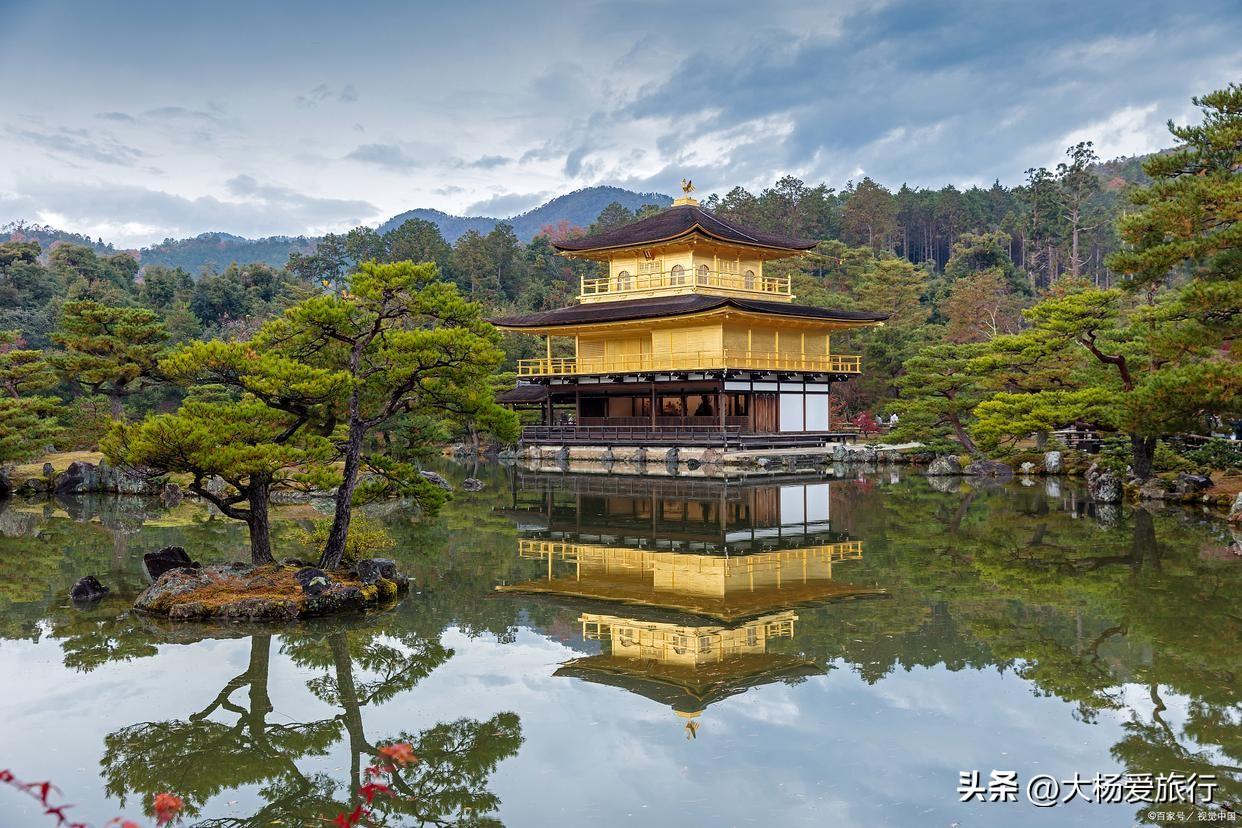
[516,350,862,377]
[518,539,864,567]
[580,269,791,298]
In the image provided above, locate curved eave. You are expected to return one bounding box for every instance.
[553,224,817,258]
[490,302,890,335]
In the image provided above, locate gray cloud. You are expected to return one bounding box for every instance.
[609,0,1241,193]
[143,105,226,123]
[0,0,1235,247]
[563,146,589,177]
[5,125,146,166]
[0,176,378,244]
[464,191,552,217]
[296,83,359,107]
[345,143,422,169]
[465,154,511,169]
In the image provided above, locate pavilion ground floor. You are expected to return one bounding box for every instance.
[502,373,859,448]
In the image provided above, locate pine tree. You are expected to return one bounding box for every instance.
[257,260,518,570]
[51,300,169,417]
[970,84,1241,477]
[103,341,344,564]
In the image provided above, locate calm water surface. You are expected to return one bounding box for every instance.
[0,465,1237,827]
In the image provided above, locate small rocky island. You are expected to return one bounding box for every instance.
[133,547,409,622]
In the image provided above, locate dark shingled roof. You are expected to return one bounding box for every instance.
[496,384,548,404]
[553,203,818,253]
[490,293,889,329]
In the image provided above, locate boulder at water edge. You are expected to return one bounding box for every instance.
[1088,470,1123,504]
[295,568,332,595]
[134,561,408,621]
[1138,478,1173,501]
[161,482,183,508]
[965,460,1013,478]
[461,477,484,492]
[419,470,453,491]
[926,455,962,476]
[54,460,162,496]
[1043,451,1063,474]
[1175,473,1212,496]
[69,575,110,605]
[143,546,200,581]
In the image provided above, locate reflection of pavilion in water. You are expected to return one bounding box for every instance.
[499,473,881,734]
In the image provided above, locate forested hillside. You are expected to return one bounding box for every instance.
[0,83,1238,481]
[0,144,1169,354]
[139,232,317,273]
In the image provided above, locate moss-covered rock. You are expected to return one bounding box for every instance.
[134,561,408,622]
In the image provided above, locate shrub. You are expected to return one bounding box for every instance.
[295,513,395,567]
[1097,437,1131,475]
[1185,438,1242,471]
[1153,441,1196,474]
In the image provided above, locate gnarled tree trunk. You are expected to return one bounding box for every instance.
[247,483,275,565]
[1129,434,1157,481]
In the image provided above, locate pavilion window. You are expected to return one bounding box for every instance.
[697,264,710,283]
[726,393,748,416]
[616,269,631,292]
[659,395,685,416]
[686,394,715,417]
[744,269,756,290]
[669,263,686,285]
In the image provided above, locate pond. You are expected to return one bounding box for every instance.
[0,465,1238,827]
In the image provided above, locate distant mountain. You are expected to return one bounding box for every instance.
[376,209,496,242]
[379,186,672,242]
[1,222,116,255]
[2,186,673,276]
[139,232,317,273]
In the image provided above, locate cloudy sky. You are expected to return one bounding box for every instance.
[1,0,1237,247]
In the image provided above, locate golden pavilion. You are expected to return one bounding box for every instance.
[492,184,888,447]
[498,475,884,732]
[555,610,821,733]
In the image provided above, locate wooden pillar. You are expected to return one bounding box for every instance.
[718,380,726,447]
[650,381,657,430]
[574,385,580,423]
[545,391,552,426]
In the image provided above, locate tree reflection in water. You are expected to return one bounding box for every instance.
[0,466,1237,826]
[99,621,522,826]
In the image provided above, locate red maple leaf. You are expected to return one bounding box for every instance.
[152,792,184,825]
[359,781,391,804]
[377,742,417,766]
